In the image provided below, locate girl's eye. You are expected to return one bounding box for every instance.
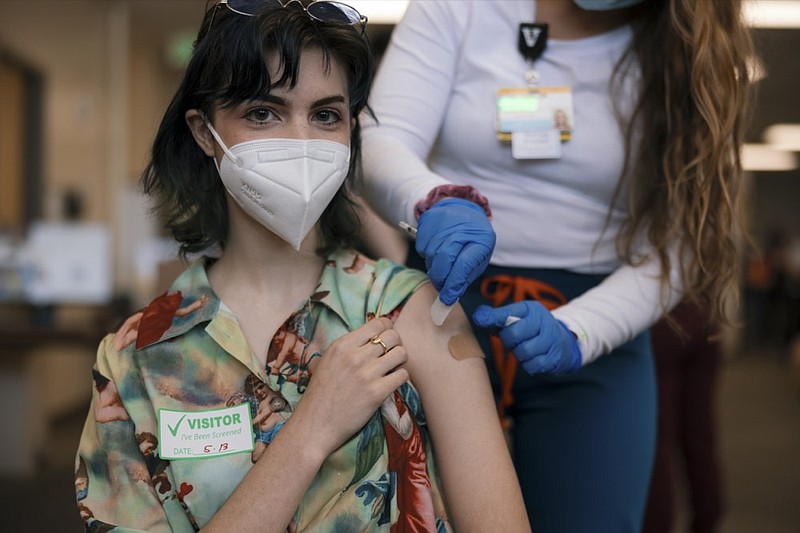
[244,107,274,124]
[314,109,342,126]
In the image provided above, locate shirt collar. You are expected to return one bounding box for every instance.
[309,248,376,331]
[134,249,375,351]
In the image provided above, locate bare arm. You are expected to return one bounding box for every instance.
[394,283,531,532]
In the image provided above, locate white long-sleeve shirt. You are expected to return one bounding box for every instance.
[361,0,682,363]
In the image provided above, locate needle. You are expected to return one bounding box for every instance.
[398,221,455,326]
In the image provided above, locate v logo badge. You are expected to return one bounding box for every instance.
[518,23,548,63]
[521,26,542,48]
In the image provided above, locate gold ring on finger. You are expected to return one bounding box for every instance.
[369,335,388,355]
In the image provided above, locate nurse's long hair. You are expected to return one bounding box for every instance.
[611,0,755,325]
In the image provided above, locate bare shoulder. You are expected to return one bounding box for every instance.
[393,283,485,379]
[393,282,471,346]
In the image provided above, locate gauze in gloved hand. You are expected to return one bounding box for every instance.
[416,198,495,306]
[472,300,582,375]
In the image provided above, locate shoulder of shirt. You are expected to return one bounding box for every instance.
[328,248,428,290]
[106,258,219,353]
[315,249,429,328]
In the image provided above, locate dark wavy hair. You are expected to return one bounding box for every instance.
[141,0,374,257]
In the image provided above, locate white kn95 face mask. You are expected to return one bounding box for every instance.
[205,122,351,250]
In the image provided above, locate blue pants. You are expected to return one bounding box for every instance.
[460,265,657,533]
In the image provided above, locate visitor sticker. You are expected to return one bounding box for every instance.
[158,403,254,460]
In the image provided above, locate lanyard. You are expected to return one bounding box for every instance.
[518,23,548,86]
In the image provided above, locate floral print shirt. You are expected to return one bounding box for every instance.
[75,249,451,532]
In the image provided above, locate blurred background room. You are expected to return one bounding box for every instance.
[0,1,798,531]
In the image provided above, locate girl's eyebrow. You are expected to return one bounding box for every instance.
[312,95,347,107]
[254,94,347,107]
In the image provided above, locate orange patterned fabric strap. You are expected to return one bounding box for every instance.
[480,275,567,429]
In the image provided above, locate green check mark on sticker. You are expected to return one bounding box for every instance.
[168,414,187,437]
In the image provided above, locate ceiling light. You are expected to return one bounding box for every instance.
[346,1,409,24]
[743,0,800,28]
[741,143,799,171]
[763,124,800,151]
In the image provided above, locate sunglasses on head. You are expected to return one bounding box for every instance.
[208,0,368,36]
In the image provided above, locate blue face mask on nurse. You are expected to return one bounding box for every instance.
[571,0,646,10]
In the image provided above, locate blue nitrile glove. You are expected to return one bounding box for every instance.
[472,300,582,375]
[415,198,496,306]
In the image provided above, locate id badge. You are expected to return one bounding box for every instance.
[496,86,574,159]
